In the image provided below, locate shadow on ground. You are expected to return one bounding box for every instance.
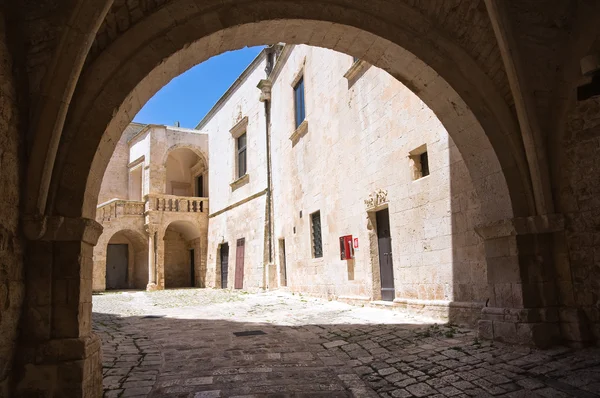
[94,310,600,398]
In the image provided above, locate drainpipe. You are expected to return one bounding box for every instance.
[258,46,276,288]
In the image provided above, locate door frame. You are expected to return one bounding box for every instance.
[219,243,229,289]
[367,204,392,301]
[234,238,245,290]
[375,207,395,301]
[279,238,287,287]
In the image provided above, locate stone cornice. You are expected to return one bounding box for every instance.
[229,116,249,139]
[474,214,564,240]
[23,214,103,245]
[344,59,370,83]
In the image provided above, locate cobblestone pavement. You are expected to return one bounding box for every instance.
[93,289,600,397]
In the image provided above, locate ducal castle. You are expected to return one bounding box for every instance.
[93,44,487,325]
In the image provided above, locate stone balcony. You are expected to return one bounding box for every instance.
[96,194,209,223]
[96,199,145,222]
[145,193,208,214]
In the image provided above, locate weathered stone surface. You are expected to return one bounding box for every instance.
[93,289,600,397]
[0,11,24,397]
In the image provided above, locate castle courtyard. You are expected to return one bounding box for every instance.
[93,290,600,397]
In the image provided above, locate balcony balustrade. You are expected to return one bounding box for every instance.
[97,194,209,223]
[145,194,208,213]
[96,199,145,222]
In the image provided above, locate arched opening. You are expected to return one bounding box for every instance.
[103,229,148,290]
[57,18,532,343]
[18,5,566,396]
[162,221,203,289]
[164,147,208,197]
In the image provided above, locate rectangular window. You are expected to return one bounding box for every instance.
[311,211,323,258]
[294,77,306,129]
[409,145,429,180]
[420,152,429,177]
[237,133,247,178]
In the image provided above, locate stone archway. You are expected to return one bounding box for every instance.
[15,3,567,397]
[161,221,204,289]
[95,228,149,291]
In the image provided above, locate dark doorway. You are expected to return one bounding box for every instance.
[220,243,229,288]
[279,239,287,287]
[190,249,195,287]
[235,238,245,289]
[106,244,128,290]
[376,208,395,301]
[196,175,204,197]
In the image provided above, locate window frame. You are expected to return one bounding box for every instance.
[409,144,430,181]
[310,211,323,259]
[236,133,247,179]
[293,76,306,129]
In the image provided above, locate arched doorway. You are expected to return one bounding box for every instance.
[162,221,203,289]
[104,229,148,290]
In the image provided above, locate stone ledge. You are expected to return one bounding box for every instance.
[289,120,308,144]
[229,174,250,190]
[474,214,564,240]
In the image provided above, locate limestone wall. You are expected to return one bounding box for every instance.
[270,46,487,323]
[204,54,269,291]
[206,196,267,290]
[561,95,600,341]
[0,11,23,395]
[98,123,145,204]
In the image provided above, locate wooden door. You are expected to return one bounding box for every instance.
[106,244,128,290]
[220,243,229,288]
[234,238,245,289]
[376,209,395,301]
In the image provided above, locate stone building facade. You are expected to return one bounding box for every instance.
[93,124,209,292]
[199,45,487,325]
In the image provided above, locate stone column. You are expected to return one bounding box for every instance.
[16,216,104,397]
[475,214,574,347]
[146,224,159,291]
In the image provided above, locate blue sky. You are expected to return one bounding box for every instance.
[134,46,265,129]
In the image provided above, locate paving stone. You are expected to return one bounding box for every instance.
[406,382,437,397]
[93,290,600,398]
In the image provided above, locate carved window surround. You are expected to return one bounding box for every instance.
[344,59,370,83]
[289,119,308,144]
[127,156,145,169]
[364,189,389,212]
[229,116,248,139]
[230,173,250,191]
[291,57,306,88]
